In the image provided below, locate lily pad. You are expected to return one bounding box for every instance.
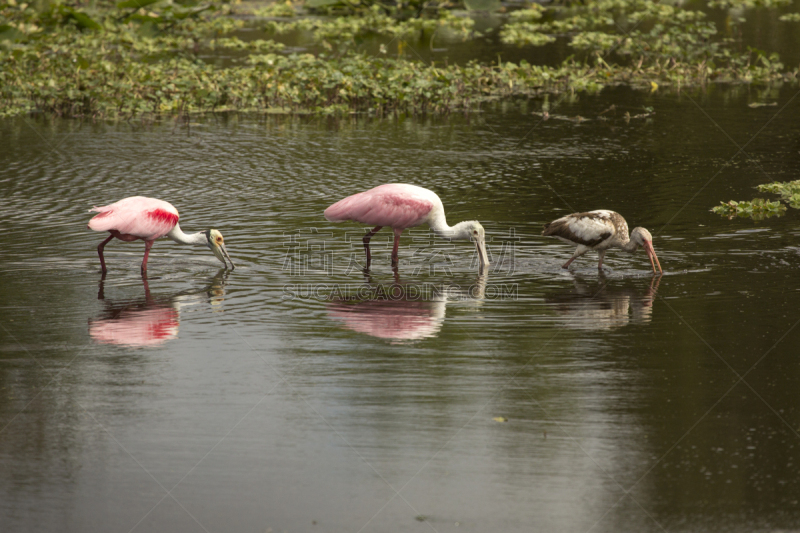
[65,9,102,30]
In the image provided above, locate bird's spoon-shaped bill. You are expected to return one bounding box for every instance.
[475,238,489,270]
[645,242,662,274]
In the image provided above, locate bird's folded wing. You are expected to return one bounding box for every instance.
[325,190,433,229]
[543,213,614,247]
[88,198,179,240]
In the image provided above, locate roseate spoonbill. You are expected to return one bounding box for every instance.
[87,196,234,275]
[542,210,662,273]
[324,184,489,270]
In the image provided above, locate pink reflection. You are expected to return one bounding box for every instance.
[327,274,486,343]
[89,271,227,347]
[89,305,180,347]
[328,299,446,343]
[90,276,179,347]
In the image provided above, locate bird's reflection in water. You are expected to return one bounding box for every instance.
[545,274,661,330]
[328,272,487,343]
[89,270,229,347]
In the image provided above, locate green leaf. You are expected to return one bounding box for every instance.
[0,24,23,42]
[67,9,102,30]
[117,0,162,9]
[306,0,341,7]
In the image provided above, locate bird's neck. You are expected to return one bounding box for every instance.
[167,224,207,246]
[621,238,639,253]
[430,215,472,241]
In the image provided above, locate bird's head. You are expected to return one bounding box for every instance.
[453,221,489,270]
[631,227,662,274]
[205,229,235,270]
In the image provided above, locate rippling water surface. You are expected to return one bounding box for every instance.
[2,85,800,532]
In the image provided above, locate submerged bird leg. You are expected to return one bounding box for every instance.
[141,240,154,276]
[391,228,402,268]
[97,234,115,274]
[362,226,383,269]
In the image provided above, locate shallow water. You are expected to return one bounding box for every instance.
[1,84,800,532]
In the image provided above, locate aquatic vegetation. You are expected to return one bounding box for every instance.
[262,6,476,46]
[569,31,619,53]
[711,199,786,220]
[499,23,554,47]
[713,180,800,220]
[499,0,793,85]
[254,1,298,18]
[507,5,546,23]
[707,0,792,8]
[0,0,798,118]
[757,180,800,208]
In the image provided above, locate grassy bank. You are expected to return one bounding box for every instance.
[1,0,798,118]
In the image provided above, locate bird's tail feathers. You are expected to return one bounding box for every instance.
[542,219,565,236]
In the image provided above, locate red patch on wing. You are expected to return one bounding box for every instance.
[147,208,179,227]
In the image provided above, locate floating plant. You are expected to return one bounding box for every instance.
[713,180,800,220]
[711,199,786,220]
[757,180,800,209]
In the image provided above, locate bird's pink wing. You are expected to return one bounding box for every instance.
[325,186,433,229]
[88,196,179,240]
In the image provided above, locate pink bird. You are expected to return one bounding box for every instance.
[87,196,234,275]
[324,184,489,270]
[542,210,662,273]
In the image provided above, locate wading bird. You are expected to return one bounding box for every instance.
[87,196,234,275]
[542,210,662,273]
[324,184,489,270]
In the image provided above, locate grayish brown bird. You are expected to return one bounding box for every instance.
[543,210,662,273]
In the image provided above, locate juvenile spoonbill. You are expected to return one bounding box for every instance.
[543,210,662,273]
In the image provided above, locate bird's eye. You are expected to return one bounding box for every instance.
[473,230,478,235]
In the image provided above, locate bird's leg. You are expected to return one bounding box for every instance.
[97,234,115,274]
[142,276,153,303]
[362,226,383,270]
[597,250,606,270]
[141,240,154,276]
[562,246,589,269]
[391,228,402,268]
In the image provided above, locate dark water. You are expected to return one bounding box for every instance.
[1,83,800,532]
